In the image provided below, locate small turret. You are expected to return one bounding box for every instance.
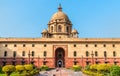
[71,29,79,38]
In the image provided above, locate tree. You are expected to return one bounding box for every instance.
[110,65,120,76]
[15,65,25,76]
[2,65,15,76]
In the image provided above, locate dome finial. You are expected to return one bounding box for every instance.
[58,3,62,11]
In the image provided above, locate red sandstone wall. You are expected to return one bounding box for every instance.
[0,57,119,68]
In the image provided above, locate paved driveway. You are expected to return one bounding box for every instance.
[37,68,88,76]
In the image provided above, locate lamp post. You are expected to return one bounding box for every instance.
[38,55,40,67]
[81,55,84,69]
[91,51,94,64]
[28,50,31,64]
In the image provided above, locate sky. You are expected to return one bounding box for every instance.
[0,0,120,38]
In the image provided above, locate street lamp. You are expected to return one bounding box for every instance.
[81,55,84,69]
[38,55,40,67]
[91,51,94,64]
[28,50,31,64]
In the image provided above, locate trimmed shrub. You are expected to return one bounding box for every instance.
[90,64,98,71]
[71,65,82,71]
[15,65,25,76]
[97,64,111,73]
[40,65,49,71]
[30,69,39,75]
[110,65,120,76]
[2,65,15,76]
[83,70,104,76]
[85,65,91,71]
[0,66,3,73]
[24,64,33,72]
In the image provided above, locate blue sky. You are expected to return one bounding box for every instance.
[0,0,120,38]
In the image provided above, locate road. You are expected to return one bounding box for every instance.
[36,68,88,76]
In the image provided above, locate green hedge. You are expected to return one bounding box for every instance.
[83,64,109,76]
[83,70,104,76]
[110,65,120,76]
[1,64,39,76]
[71,65,82,71]
[40,65,49,71]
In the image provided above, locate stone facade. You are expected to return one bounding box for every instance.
[0,5,120,68]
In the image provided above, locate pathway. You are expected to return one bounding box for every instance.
[37,68,88,76]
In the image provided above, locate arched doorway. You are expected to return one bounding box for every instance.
[55,48,65,67]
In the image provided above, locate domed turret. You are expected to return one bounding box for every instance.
[48,4,71,24]
[51,9,69,21]
[72,29,78,34]
[42,29,48,33]
[71,29,79,38]
[41,29,49,38]
[41,4,79,38]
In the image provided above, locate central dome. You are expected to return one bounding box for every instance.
[50,5,70,21]
[51,11,69,21]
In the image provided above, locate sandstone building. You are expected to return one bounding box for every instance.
[0,5,120,68]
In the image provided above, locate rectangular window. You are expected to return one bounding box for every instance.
[32,44,35,47]
[74,62,77,65]
[86,62,89,65]
[94,44,97,47]
[4,51,7,57]
[74,44,76,47]
[5,44,8,47]
[86,51,89,57]
[113,44,115,47]
[22,51,25,56]
[12,62,15,66]
[44,51,47,57]
[23,44,26,47]
[14,44,17,47]
[44,44,47,47]
[95,51,98,57]
[113,51,116,57]
[31,51,35,56]
[43,62,46,65]
[103,44,106,47]
[13,51,16,57]
[86,44,88,47]
[96,62,98,64]
[74,51,77,57]
[104,51,107,57]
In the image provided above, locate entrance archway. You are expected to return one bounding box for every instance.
[55,48,65,67]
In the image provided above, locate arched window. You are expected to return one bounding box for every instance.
[31,51,35,56]
[22,51,25,56]
[66,26,69,32]
[44,51,47,57]
[58,25,62,32]
[73,51,77,57]
[4,51,7,57]
[86,51,89,57]
[51,26,53,32]
[95,51,98,57]
[104,51,107,57]
[113,51,116,57]
[13,51,16,57]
